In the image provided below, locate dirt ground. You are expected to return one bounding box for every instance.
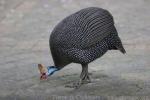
[0,0,150,99]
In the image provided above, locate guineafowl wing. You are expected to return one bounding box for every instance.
[50,7,116,49]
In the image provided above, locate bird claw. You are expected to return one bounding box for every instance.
[65,81,82,89]
[65,79,91,89]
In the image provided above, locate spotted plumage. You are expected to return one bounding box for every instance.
[48,7,126,88]
[50,7,125,67]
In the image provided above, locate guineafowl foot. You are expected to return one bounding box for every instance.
[65,78,91,89]
[65,81,82,89]
[88,72,92,75]
[65,64,91,89]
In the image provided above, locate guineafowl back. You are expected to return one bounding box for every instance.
[50,7,121,67]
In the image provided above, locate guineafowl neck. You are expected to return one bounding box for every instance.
[54,60,71,70]
[51,49,71,69]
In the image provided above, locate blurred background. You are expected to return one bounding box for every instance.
[0,0,150,98]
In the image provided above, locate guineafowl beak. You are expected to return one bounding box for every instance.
[38,64,48,80]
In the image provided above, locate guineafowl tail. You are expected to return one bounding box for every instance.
[116,38,126,54]
[118,45,126,54]
[107,33,126,54]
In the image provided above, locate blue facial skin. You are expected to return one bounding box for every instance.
[46,66,59,76]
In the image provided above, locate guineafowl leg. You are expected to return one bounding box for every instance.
[65,64,91,89]
[80,64,91,84]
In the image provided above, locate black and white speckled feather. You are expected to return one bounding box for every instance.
[49,7,126,67]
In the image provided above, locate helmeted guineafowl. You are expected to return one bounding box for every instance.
[38,7,126,88]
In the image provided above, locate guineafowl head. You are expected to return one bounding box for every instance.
[38,64,60,80]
